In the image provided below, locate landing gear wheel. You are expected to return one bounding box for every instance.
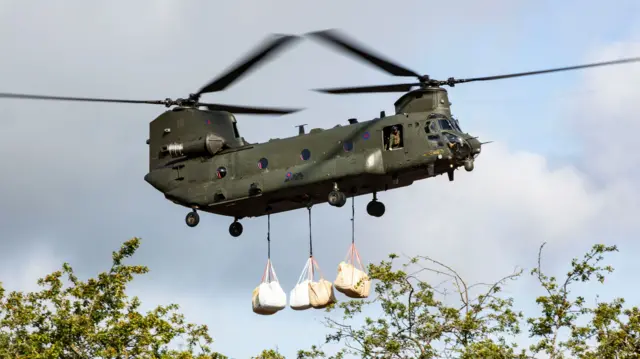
[328,190,347,207]
[185,211,200,227]
[367,200,385,217]
[229,221,243,237]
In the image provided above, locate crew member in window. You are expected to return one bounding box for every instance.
[388,126,401,150]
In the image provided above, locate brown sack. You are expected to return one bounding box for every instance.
[335,262,371,298]
[309,279,337,309]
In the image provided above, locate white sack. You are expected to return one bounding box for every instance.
[289,279,312,310]
[252,259,287,315]
[289,258,313,310]
[252,285,276,315]
[309,278,337,309]
[252,281,286,314]
[334,262,371,298]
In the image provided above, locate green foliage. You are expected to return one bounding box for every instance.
[253,348,286,359]
[1,237,637,358]
[527,243,639,358]
[302,253,525,358]
[298,244,639,359]
[0,237,226,359]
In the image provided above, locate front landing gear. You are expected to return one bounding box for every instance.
[367,192,385,217]
[186,210,200,227]
[229,218,243,237]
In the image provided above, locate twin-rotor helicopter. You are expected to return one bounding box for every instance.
[2,29,639,237]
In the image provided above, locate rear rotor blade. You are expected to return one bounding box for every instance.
[313,82,419,94]
[0,92,165,105]
[196,34,301,96]
[450,57,640,85]
[306,29,421,78]
[201,103,303,115]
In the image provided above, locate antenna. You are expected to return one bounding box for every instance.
[295,124,308,135]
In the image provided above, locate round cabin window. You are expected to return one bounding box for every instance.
[216,167,227,179]
[343,140,354,152]
[300,149,311,161]
[258,158,268,169]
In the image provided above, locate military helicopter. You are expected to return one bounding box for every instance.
[3,30,640,238]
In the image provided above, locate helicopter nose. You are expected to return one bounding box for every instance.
[467,137,482,155]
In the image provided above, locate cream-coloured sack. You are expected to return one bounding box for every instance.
[335,262,371,298]
[333,243,371,299]
[309,278,337,309]
[252,259,287,315]
[304,256,337,309]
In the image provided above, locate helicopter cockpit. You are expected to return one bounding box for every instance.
[425,114,469,158]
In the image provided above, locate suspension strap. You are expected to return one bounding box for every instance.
[351,196,355,245]
[308,206,313,257]
[267,213,271,260]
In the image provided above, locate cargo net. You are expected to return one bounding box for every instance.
[334,196,371,298]
[289,206,337,310]
[252,214,286,315]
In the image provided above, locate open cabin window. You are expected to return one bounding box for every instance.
[383,124,404,151]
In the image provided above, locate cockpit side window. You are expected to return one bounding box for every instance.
[232,122,240,138]
[424,121,438,134]
[425,121,443,147]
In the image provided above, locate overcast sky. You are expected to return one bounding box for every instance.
[1,0,640,357]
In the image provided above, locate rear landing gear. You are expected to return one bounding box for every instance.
[185,210,200,227]
[229,218,243,237]
[367,192,385,217]
[328,183,347,207]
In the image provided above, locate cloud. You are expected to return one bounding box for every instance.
[1,1,640,358]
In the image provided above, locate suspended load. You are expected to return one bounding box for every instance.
[307,256,337,309]
[334,243,371,298]
[289,258,312,311]
[333,196,371,299]
[252,259,287,315]
[252,213,286,315]
[289,256,337,310]
[290,206,337,310]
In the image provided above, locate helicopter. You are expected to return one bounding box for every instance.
[2,30,640,238]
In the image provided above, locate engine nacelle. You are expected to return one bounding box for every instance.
[162,133,225,158]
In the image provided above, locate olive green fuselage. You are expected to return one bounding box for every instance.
[144,88,482,218]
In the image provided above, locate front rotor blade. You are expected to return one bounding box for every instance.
[196,34,301,95]
[306,29,421,78]
[313,82,419,94]
[0,92,165,105]
[452,57,640,85]
[202,103,303,115]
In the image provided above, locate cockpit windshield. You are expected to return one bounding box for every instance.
[438,119,454,131]
[451,117,462,132]
[429,114,461,132]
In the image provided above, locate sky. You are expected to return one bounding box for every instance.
[1,0,640,357]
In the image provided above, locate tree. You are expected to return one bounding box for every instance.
[0,237,226,359]
[527,243,640,358]
[298,244,639,359]
[253,348,286,359]
[297,253,526,359]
